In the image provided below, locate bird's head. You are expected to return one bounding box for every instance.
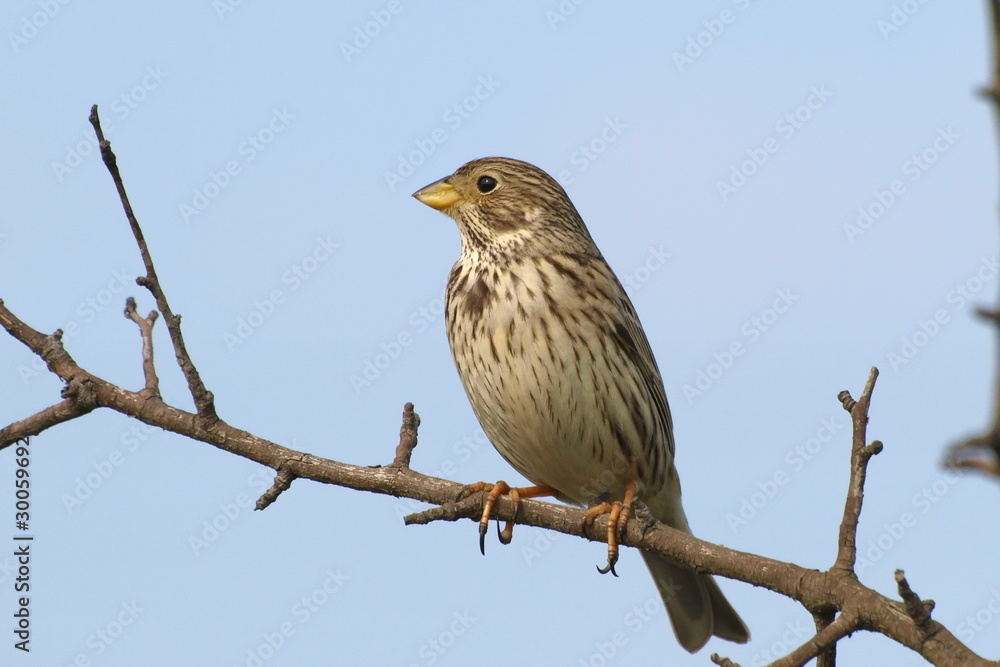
[413,157,598,261]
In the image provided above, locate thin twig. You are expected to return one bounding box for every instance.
[983,0,1000,476]
[953,0,1000,476]
[811,609,838,667]
[764,614,857,667]
[944,433,1000,477]
[392,402,420,468]
[833,367,881,574]
[0,398,92,445]
[895,570,934,637]
[89,105,217,421]
[976,307,1000,322]
[256,467,296,510]
[123,297,160,396]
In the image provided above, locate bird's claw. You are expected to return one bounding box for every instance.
[472,480,509,555]
[464,481,555,554]
[596,557,619,577]
[584,481,637,578]
[595,501,625,577]
[498,519,514,545]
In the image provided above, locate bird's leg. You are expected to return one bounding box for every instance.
[459,481,556,554]
[582,480,637,577]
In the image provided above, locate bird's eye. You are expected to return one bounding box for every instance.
[477,175,498,194]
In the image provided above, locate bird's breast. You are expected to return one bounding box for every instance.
[445,255,660,504]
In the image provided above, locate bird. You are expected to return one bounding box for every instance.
[412,157,749,653]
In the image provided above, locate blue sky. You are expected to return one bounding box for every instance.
[2,2,999,665]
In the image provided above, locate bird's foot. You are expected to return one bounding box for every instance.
[582,480,638,577]
[459,481,556,554]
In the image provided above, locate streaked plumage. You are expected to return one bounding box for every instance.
[413,157,749,653]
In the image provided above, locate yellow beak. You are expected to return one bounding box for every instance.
[412,178,462,211]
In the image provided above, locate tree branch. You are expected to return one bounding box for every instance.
[944,432,1000,476]
[3,293,991,666]
[811,609,839,667]
[833,367,882,574]
[255,467,296,511]
[764,614,857,667]
[392,402,420,468]
[896,570,935,637]
[123,296,160,396]
[89,105,217,421]
[948,0,1000,477]
[0,396,91,445]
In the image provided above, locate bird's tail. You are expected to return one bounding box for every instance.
[641,551,750,652]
